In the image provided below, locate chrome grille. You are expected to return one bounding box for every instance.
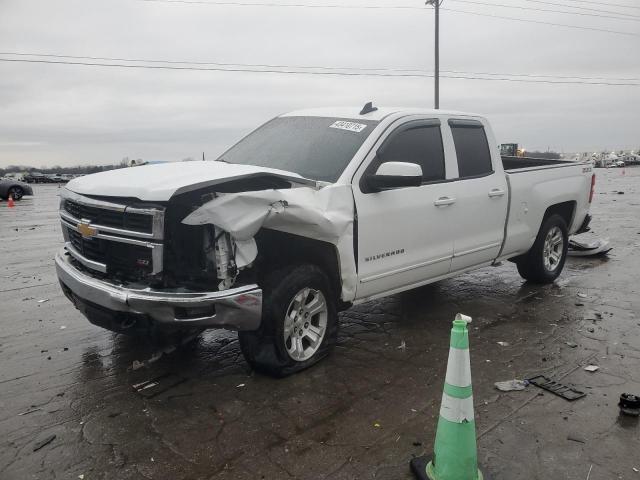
[64,199,154,233]
[60,189,164,279]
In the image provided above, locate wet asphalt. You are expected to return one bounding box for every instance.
[0,169,638,480]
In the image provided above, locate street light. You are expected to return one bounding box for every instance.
[425,0,443,109]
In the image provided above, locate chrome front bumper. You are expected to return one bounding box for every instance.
[55,248,263,331]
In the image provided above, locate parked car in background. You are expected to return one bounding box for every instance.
[23,173,47,183]
[0,178,34,200]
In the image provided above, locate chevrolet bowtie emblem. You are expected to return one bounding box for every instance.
[77,221,97,239]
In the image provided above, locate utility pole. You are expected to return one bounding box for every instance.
[426,0,442,109]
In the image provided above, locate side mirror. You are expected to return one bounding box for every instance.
[365,162,423,192]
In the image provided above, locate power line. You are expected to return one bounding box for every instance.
[3,51,639,82]
[441,7,640,37]
[450,0,640,21]
[1,57,638,86]
[138,0,425,9]
[522,0,640,18]
[133,0,640,36]
[550,0,640,10]
[442,68,640,82]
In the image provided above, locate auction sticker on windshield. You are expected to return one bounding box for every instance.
[330,121,368,133]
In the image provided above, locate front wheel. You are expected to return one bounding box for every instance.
[8,186,24,201]
[238,264,338,377]
[516,214,568,283]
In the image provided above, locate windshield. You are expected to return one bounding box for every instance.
[219,116,379,182]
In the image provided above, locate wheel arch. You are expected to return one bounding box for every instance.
[254,229,346,308]
[543,201,576,230]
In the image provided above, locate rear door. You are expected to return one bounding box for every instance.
[446,119,508,271]
[352,118,456,300]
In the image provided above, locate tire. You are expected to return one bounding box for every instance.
[8,186,24,201]
[516,214,568,283]
[238,264,339,377]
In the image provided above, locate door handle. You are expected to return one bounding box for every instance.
[434,196,457,207]
[488,189,506,198]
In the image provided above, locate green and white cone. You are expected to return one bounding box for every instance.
[411,313,484,480]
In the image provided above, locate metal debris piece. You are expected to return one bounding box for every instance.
[577,293,588,299]
[131,360,145,371]
[566,342,578,348]
[527,375,586,401]
[33,434,56,451]
[133,373,187,398]
[584,365,599,372]
[494,379,528,392]
[18,408,41,416]
[618,393,640,417]
[497,341,509,347]
[568,237,611,257]
[567,435,585,444]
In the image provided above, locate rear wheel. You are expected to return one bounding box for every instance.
[238,264,338,377]
[8,186,24,200]
[516,214,568,283]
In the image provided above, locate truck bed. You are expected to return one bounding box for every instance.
[501,156,578,171]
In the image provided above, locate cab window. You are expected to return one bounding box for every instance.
[374,121,446,183]
[449,120,493,178]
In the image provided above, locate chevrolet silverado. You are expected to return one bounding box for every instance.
[55,105,595,376]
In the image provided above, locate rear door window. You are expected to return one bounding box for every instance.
[375,121,445,183]
[449,120,493,178]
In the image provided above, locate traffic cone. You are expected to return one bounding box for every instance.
[410,314,486,480]
[7,194,15,208]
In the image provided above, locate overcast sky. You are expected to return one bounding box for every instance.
[1,0,639,168]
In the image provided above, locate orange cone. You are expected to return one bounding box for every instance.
[7,195,15,208]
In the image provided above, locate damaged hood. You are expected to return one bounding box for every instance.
[65,161,316,201]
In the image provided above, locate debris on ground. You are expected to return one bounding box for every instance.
[567,434,586,444]
[568,237,612,257]
[495,379,528,392]
[131,360,145,371]
[497,341,509,347]
[566,342,578,348]
[18,408,41,416]
[37,299,49,304]
[236,383,246,388]
[132,373,187,398]
[397,340,406,351]
[577,293,588,299]
[33,434,56,451]
[618,393,640,417]
[584,365,600,372]
[527,375,586,401]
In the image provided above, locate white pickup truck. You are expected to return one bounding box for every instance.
[56,105,595,376]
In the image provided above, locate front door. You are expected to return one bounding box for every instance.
[353,119,456,300]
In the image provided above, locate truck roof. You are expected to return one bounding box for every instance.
[281,106,483,122]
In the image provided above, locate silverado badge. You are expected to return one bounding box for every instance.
[77,221,97,239]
